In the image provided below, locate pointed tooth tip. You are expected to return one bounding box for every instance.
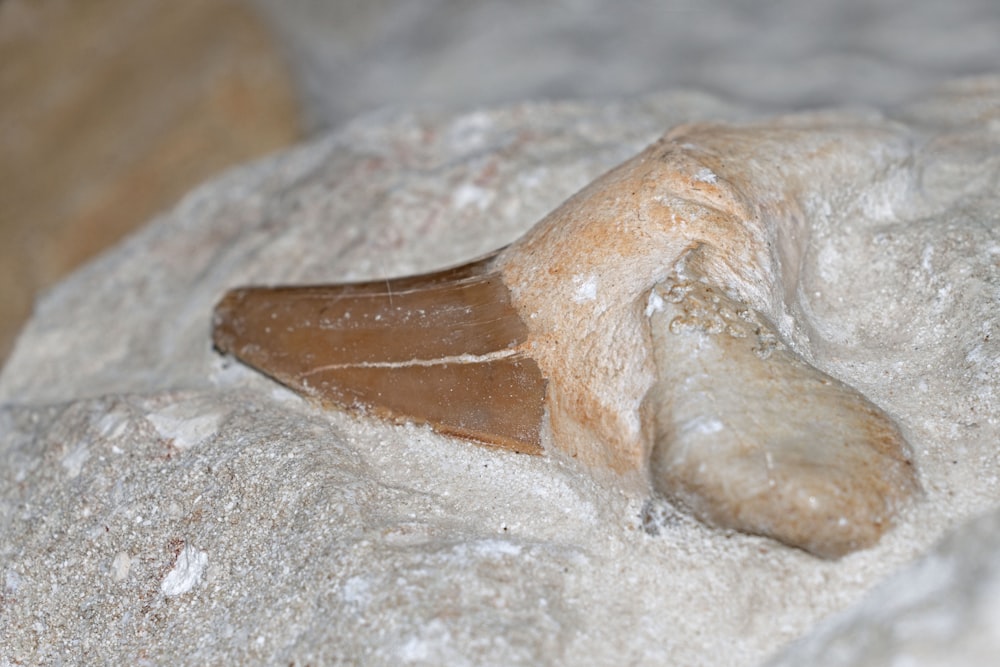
[209,263,547,456]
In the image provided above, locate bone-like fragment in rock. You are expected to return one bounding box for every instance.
[213,113,921,557]
[645,273,918,558]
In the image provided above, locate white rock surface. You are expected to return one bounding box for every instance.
[2,80,999,665]
[766,507,1000,666]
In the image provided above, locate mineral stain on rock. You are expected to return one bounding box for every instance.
[213,113,922,558]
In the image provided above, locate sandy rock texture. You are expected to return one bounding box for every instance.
[2,79,999,665]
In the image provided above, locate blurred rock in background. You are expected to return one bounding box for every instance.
[0,0,302,364]
[249,0,1000,131]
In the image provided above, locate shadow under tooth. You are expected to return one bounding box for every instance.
[212,253,546,454]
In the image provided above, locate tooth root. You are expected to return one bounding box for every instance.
[645,276,919,558]
[212,253,547,454]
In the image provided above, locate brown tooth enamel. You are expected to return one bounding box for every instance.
[214,116,923,557]
[212,252,546,454]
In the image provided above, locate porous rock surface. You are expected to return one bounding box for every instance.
[2,80,999,665]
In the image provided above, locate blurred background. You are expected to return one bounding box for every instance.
[1,0,998,365]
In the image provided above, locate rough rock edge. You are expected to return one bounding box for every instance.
[765,507,1000,666]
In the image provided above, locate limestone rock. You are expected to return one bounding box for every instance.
[2,79,999,665]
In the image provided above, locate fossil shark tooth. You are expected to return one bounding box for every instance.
[213,114,921,557]
[212,252,547,454]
